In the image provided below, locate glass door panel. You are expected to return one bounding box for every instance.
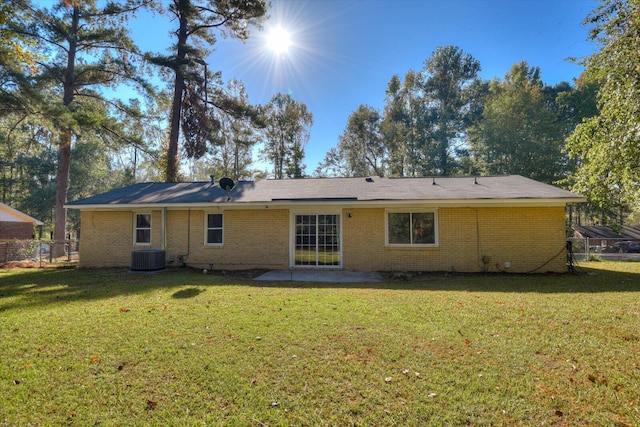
[294,214,340,267]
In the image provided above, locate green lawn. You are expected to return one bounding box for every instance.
[294,249,340,265]
[1,262,639,426]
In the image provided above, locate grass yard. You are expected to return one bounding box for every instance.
[1,262,639,426]
[294,249,340,266]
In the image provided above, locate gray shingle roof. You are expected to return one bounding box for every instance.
[573,225,640,240]
[66,175,585,208]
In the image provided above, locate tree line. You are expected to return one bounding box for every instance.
[321,1,640,226]
[0,0,639,241]
[316,49,597,186]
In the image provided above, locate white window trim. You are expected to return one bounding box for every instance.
[204,212,224,246]
[133,212,152,246]
[290,210,343,269]
[385,208,439,248]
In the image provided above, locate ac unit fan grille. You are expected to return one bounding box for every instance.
[131,250,165,271]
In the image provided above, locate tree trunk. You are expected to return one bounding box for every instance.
[166,8,189,183]
[233,140,239,181]
[53,129,71,256]
[53,5,79,257]
[167,72,184,182]
[440,123,449,176]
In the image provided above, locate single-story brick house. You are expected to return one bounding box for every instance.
[0,202,43,240]
[66,175,585,273]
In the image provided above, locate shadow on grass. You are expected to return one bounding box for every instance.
[172,287,204,299]
[1,263,639,311]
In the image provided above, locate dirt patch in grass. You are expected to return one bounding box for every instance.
[0,260,76,269]
[0,261,43,268]
[0,259,78,269]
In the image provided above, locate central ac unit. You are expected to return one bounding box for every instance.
[131,249,165,271]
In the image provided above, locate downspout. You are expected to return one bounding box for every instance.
[179,208,190,267]
[161,207,166,250]
[186,208,190,258]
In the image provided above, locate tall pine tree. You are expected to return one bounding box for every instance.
[149,0,267,182]
[421,46,480,176]
[7,0,153,252]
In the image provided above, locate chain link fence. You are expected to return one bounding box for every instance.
[2,238,637,268]
[0,240,79,267]
[568,237,640,261]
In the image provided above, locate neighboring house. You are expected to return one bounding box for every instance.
[66,175,585,273]
[0,203,43,240]
[573,225,640,247]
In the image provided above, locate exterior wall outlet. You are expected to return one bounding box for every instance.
[504,261,511,269]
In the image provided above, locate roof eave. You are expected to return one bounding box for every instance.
[0,204,44,225]
[65,197,586,211]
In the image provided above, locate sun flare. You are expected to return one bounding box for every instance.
[266,26,292,55]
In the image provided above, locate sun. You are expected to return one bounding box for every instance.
[266,26,292,55]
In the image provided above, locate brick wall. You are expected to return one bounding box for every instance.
[79,209,290,270]
[343,206,567,273]
[166,209,290,270]
[0,221,35,240]
[78,205,567,273]
[78,211,133,267]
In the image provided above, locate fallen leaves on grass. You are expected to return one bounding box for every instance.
[90,356,100,362]
[588,374,608,385]
[119,307,130,312]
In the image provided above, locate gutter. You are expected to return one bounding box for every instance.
[65,197,587,211]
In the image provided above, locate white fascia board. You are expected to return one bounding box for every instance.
[0,204,44,225]
[65,197,585,211]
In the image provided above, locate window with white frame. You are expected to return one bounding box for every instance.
[134,213,151,245]
[205,213,223,245]
[386,211,437,246]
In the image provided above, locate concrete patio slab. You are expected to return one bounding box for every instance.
[254,270,383,283]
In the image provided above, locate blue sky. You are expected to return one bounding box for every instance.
[131,0,598,176]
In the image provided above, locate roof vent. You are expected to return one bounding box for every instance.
[365,177,374,183]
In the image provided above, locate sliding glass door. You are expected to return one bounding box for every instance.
[294,214,341,267]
